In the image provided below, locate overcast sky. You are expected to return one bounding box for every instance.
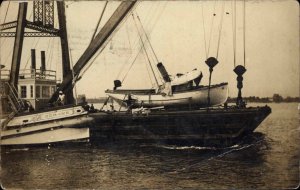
[0,0,299,98]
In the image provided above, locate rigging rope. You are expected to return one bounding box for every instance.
[24,37,41,69]
[117,1,167,84]
[45,37,53,66]
[121,48,139,83]
[90,1,108,45]
[135,13,159,63]
[0,1,11,50]
[48,38,55,70]
[207,0,217,56]
[142,51,155,88]
[216,1,225,59]
[78,1,140,80]
[201,2,208,59]
[69,48,78,103]
[231,0,236,67]
[243,0,246,68]
[132,13,159,87]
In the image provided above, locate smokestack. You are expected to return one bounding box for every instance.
[41,51,46,71]
[157,62,171,82]
[31,49,36,70]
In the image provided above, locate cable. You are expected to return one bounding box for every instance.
[201,1,208,59]
[24,37,41,69]
[0,1,11,49]
[216,1,225,59]
[135,13,159,63]
[142,50,155,88]
[78,2,139,79]
[243,0,246,68]
[231,0,236,68]
[207,0,217,56]
[90,1,108,44]
[132,13,159,87]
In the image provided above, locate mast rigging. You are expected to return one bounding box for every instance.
[132,13,159,88]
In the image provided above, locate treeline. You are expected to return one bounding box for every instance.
[86,97,108,103]
[228,94,299,103]
[83,94,299,104]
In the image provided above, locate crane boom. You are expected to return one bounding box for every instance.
[49,1,137,103]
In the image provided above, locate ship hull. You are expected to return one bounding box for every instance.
[106,83,228,108]
[1,105,92,145]
[89,106,271,147]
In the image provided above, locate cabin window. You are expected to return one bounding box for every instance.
[30,85,33,98]
[20,86,27,98]
[42,86,50,98]
[36,86,41,98]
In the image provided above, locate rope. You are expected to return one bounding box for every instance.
[0,1,11,50]
[78,1,139,79]
[69,49,77,104]
[48,38,55,70]
[216,1,225,59]
[207,0,217,56]
[136,13,159,63]
[45,37,53,67]
[90,1,108,44]
[118,2,167,84]
[121,49,139,83]
[132,13,159,88]
[125,22,132,52]
[24,37,41,69]
[116,1,166,85]
[243,0,246,68]
[142,51,154,88]
[201,2,208,59]
[232,0,236,67]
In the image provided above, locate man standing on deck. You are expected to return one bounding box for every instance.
[57,91,65,106]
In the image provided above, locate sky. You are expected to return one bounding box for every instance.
[0,0,299,98]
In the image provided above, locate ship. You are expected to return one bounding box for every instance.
[106,65,229,109]
[0,1,271,147]
[0,1,93,145]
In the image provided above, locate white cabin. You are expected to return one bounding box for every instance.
[18,68,57,110]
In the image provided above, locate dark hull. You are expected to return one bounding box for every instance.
[89,106,271,147]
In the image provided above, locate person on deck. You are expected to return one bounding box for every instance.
[90,104,95,112]
[57,91,65,106]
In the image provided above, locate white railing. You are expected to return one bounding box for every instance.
[19,69,56,81]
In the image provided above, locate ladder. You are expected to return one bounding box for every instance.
[1,83,23,129]
[5,82,24,112]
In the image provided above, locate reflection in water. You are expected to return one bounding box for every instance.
[1,103,299,189]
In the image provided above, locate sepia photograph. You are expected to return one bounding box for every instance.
[0,0,299,189]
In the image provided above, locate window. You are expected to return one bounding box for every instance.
[51,86,56,95]
[30,85,33,98]
[42,86,50,98]
[36,86,40,98]
[20,86,27,98]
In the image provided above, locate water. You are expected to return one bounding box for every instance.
[1,103,299,189]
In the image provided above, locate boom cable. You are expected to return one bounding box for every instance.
[0,1,11,50]
[132,13,159,88]
[243,0,246,68]
[135,13,159,63]
[90,1,108,45]
[201,1,208,59]
[207,0,217,56]
[232,0,237,67]
[216,1,225,59]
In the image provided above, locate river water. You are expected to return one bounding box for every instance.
[1,103,299,189]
